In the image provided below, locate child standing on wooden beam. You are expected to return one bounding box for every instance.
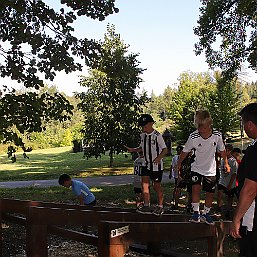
[177,110,230,225]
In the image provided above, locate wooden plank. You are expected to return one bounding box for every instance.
[48,226,98,246]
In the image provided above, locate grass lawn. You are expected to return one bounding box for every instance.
[0,146,172,181]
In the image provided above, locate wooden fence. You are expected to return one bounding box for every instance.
[0,198,231,257]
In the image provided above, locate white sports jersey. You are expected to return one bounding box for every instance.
[139,130,167,171]
[219,156,238,188]
[183,129,225,176]
[133,157,145,188]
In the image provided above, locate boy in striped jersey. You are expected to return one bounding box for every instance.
[177,110,230,224]
[125,114,168,216]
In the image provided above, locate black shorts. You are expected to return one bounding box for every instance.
[141,167,163,182]
[191,172,216,193]
[134,187,142,194]
[218,184,237,197]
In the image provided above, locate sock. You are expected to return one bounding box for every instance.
[192,202,200,213]
[202,205,211,215]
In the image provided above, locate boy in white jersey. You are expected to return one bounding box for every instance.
[177,110,230,224]
[133,153,145,208]
[125,114,168,216]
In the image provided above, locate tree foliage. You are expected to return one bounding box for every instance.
[0,0,118,150]
[77,25,147,166]
[195,0,257,79]
[207,74,241,138]
[168,72,215,142]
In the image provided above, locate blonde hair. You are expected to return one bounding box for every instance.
[194,110,213,128]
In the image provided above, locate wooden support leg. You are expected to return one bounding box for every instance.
[26,224,48,257]
[208,223,225,257]
[0,202,2,257]
[98,221,129,257]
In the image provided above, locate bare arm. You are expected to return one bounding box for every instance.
[78,195,84,205]
[230,179,257,238]
[124,145,142,153]
[177,151,189,176]
[220,150,231,173]
[153,147,168,164]
[227,173,237,190]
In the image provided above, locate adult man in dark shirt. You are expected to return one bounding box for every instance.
[230,103,257,257]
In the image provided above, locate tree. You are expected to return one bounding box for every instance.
[207,74,241,139]
[0,0,118,149]
[168,72,214,142]
[194,0,257,79]
[77,24,147,166]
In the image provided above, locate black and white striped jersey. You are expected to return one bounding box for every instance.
[139,130,167,171]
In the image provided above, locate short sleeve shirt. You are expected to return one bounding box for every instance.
[183,130,225,176]
[219,156,238,188]
[139,130,167,171]
[72,180,95,205]
[238,139,257,233]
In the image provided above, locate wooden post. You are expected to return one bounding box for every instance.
[207,222,227,257]
[98,221,129,257]
[0,200,2,257]
[26,207,48,257]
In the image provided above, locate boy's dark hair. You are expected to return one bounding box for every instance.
[176,145,183,152]
[225,144,234,152]
[238,102,257,125]
[232,147,242,154]
[58,174,71,185]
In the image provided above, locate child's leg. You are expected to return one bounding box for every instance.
[174,187,181,207]
[153,181,163,207]
[191,184,201,212]
[205,192,215,208]
[141,175,150,206]
[226,194,233,211]
[217,189,223,208]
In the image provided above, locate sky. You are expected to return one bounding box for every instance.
[1,0,257,96]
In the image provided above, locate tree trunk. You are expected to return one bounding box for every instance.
[109,149,114,167]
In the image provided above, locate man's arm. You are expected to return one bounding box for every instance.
[231,179,257,238]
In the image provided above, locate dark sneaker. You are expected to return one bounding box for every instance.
[136,206,152,214]
[201,213,214,225]
[152,206,164,216]
[186,204,193,214]
[136,203,144,210]
[189,212,200,223]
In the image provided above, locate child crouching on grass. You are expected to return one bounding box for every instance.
[58,174,96,206]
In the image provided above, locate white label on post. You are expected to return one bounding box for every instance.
[110,225,129,238]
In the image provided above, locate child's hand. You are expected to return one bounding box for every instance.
[224,163,231,173]
[123,145,133,152]
[153,156,161,165]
